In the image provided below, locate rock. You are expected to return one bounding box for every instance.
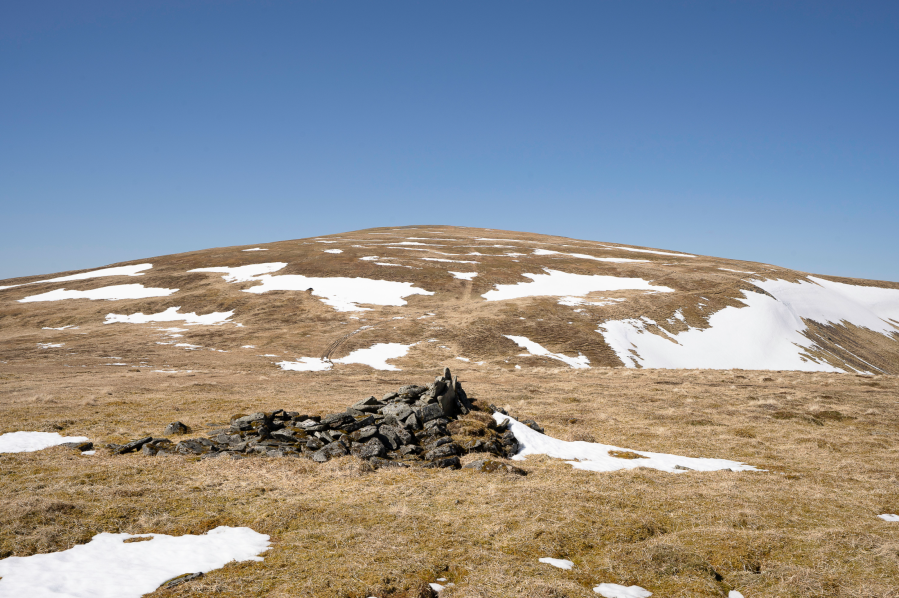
[312,441,349,462]
[398,385,427,397]
[353,437,386,459]
[424,442,461,461]
[321,412,355,429]
[521,419,544,434]
[141,444,158,456]
[420,403,444,423]
[382,403,413,421]
[399,444,423,456]
[378,425,400,450]
[353,396,384,412]
[426,456,461,469]
[369,456,409,469]
[404,413,421,430]
[115,436,153,454]
[463,459,527,476]
[351,425,379,442]
[343,415,375,433]
[60,441,93,452]
[443,366,452,380]
[162,572,204,589]
[175,439,213,455]
[437,393,459,418]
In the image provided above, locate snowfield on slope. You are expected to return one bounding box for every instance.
[190,262,432,311]
[0,431,90,453]
[0,526,270,598]
[598,277,899,372]
[104,306,234,325]
[18,284,178,303]
[0,264,152,291]
[505,335,590,369]
[482,269,673,301]
[494,414,759,473]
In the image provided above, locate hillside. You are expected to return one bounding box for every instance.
[1,227,898,598]
[1,225,898,375]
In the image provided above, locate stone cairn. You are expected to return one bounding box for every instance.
[108,368,539,472]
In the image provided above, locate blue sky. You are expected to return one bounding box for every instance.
[2,1,897,281]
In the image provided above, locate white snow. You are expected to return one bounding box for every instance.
[0,431,90,453]
[456,357,470,362]
[324,249,343,254]
[0,264,153,291]
[449,272,478,280]
[729,592,745,598]
[505,336,590,369]
[558,296,625,307]
[175,343,202,350]
[878,514,899,522]
[191,263,433,311]
[104,306,234,326]
[594,583,652,598]
[598,277,899,372]
[189,262,287,282]
[720,268,755,274]
[241,345,256,349]
[429,583,445,592]
[601,244,695,258]
[333,343,413,371]
[277,357,333,372]
[360,256,380,261]
[482,269,672,302]
[539,558,574,570]
[242,274,433,311]
[19,284,178,303]
[494,413,759,474]
[243,247,268,251]
[42,325,78,330]
[533,248,648,264]
[0,526,270,598]
[37,343,65,349]
[420,257,478,264]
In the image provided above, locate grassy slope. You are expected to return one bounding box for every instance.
[1,365,898,597]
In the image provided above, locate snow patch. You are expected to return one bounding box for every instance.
[105,307,234,326]
[324,249,343,254]
[449,272,478,280]
[483,269,672,302]
[594,583,652,598]
[0,431,90,453]
[189,262,287,282]
[0,264,153,291]
[878,514,899,522]
[243,275,433,311]
[333,343,413,371]
[277,357,333,372]
[42,325,78,330]
[558,296,625,307]
[0,526,270,598]
[539,558,574,570]
[242,248,268,251]
[19,284,177,303]
[37,343,65,349]
[533,248,648,264]
[505,336,590,369]
[598,277,899,372]
[494,414,759,473]
[600,245,695,257]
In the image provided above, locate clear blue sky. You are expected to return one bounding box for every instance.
[2,1,897,281]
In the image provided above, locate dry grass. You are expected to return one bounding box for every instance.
[1,365,898,597]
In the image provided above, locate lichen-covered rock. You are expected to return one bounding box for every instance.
[462,459,527,476]
[164,421,190,435]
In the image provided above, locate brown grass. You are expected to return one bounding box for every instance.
[1,365,898,597]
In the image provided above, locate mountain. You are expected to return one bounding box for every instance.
[2,225,898,374]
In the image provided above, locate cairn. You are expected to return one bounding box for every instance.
[108,368,533,471]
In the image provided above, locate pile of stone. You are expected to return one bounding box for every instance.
[108,368,535,472]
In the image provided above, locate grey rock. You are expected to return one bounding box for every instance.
[404,413,421,430]
[353,437,386,459]
[424,442,461,461]
[420,403,444,423]
[443,366,452,381]
[164,421,190,435]
[378,425,400,450]
[352,425,379,442]
[321,412,355,429]
[398,385,427,397]
[399,444,423,456]
[382,403,413,421]
[312,441,349,463]
[438,393,459,418]
[116,436,153,454]
[369,456,409,469]
[306,437,324,451]
[381,392,398,402]
[343,415,375,433]
[175,439,214,455]
[163,572,204,589]
[353,396,384,413]
[60,441,93,452]
[140,444,158,456]
[463,459,527,476]
[521,419,544,434]
[425,456,461,469]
